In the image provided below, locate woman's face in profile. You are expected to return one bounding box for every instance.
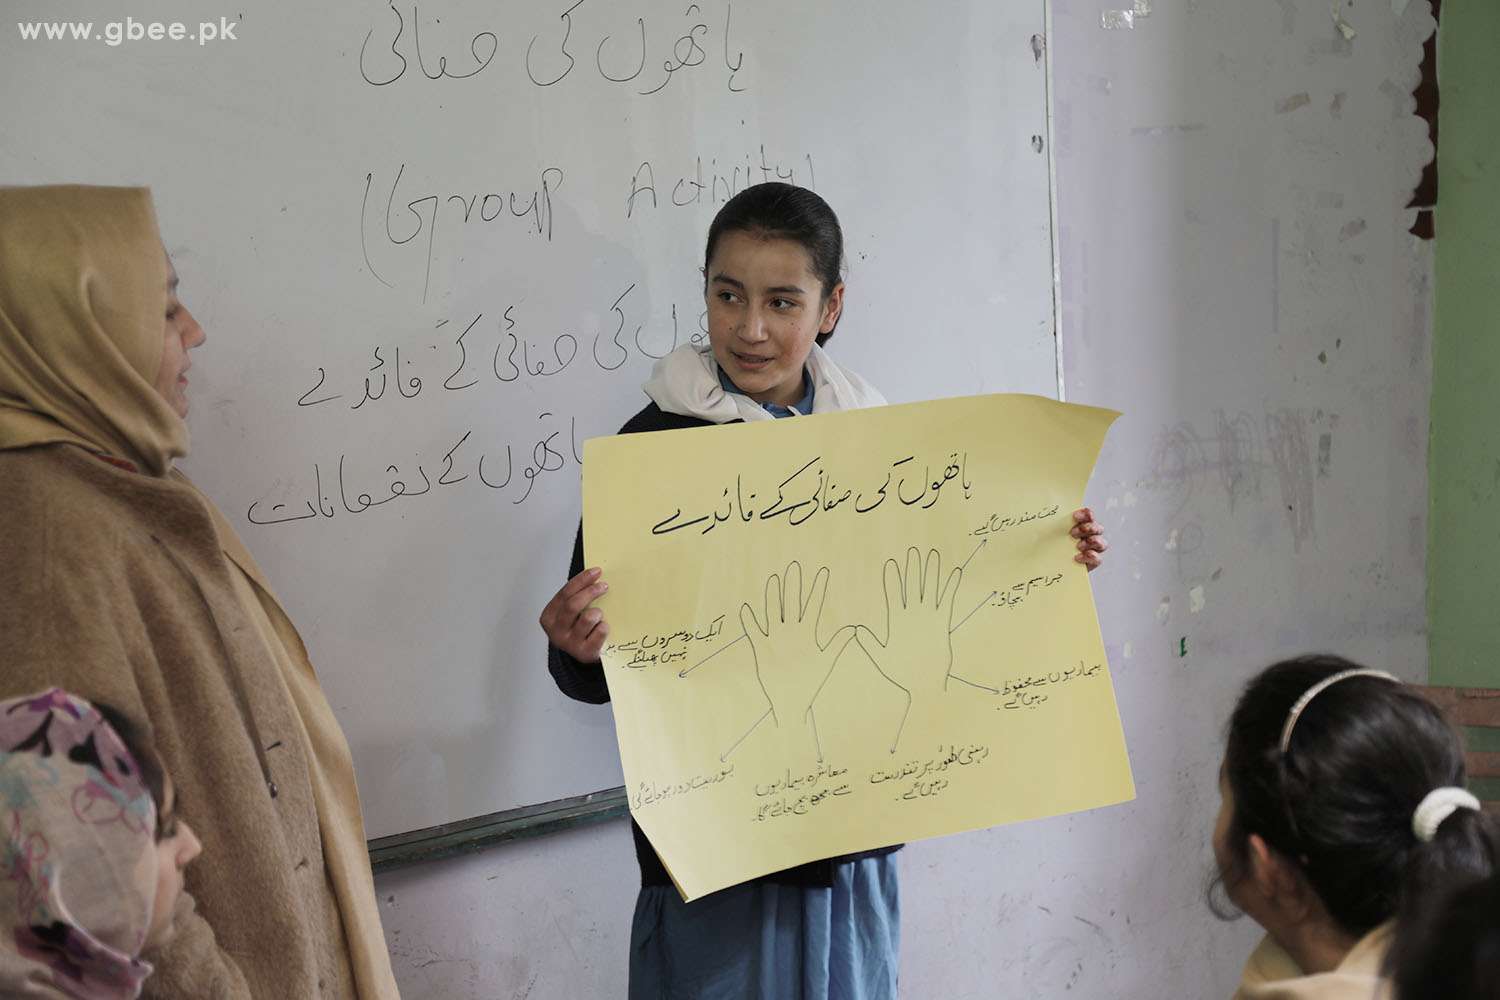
[153,257,206,419]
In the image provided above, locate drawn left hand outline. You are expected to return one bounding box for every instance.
[741,561,855,727]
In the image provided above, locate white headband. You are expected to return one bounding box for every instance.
[1413,787,1481,843]
[1279,668,1402,754]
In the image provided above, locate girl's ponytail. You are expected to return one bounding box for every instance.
[1389,805,1500,999]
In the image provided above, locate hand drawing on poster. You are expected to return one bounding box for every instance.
[584,392,1135,900]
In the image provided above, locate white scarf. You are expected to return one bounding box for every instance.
[643,343,886,423]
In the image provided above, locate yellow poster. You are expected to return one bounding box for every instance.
[583,393,1133,901]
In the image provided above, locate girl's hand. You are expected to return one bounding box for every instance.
[540,567,611,663]
[1071,508,1108,571]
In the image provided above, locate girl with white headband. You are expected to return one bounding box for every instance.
[1210,655,1497,1000]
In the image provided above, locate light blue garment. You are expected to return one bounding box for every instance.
[717,364,815,417]
[629,374,900,998]
[628,854,901,1000]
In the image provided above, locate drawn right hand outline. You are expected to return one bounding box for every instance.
[859,547,963,698]
[855,548,970,752]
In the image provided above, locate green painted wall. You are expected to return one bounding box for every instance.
[1429,0,1500,690]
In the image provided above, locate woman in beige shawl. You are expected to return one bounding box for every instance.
[0,185,400,999]
[1212,655,1499,1000]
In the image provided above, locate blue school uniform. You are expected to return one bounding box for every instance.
[625,370,901,1000]
[629,853,900,1000]
[548,363,901,1000]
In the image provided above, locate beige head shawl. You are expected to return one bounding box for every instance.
[0,185,187,476]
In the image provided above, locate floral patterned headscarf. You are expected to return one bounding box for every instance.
[0,689,158,999]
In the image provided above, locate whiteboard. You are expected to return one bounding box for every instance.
[0,0,1057,838]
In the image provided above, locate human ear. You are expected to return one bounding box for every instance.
[1247,834,1284,899]
[818,282,845,334]
[1248,833,1312,918]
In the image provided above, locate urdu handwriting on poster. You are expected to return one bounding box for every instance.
[582,393,1134,901]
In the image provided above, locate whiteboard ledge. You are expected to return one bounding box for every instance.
[367,786,629,872]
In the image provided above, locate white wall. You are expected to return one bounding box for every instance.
[376,824,637,998]
[376,1,1438,996]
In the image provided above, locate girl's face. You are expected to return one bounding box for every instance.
[145,775,202,950]
[704,231,843,409]
[1212,764,1241,907]
[1213,760,1276,929]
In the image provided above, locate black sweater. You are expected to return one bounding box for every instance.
[546,400,899,890]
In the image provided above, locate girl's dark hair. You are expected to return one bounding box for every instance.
[93,701,168,837]
[1217,654,1499,938]
[1390,861,1500,1000]
[703,182,845,345]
